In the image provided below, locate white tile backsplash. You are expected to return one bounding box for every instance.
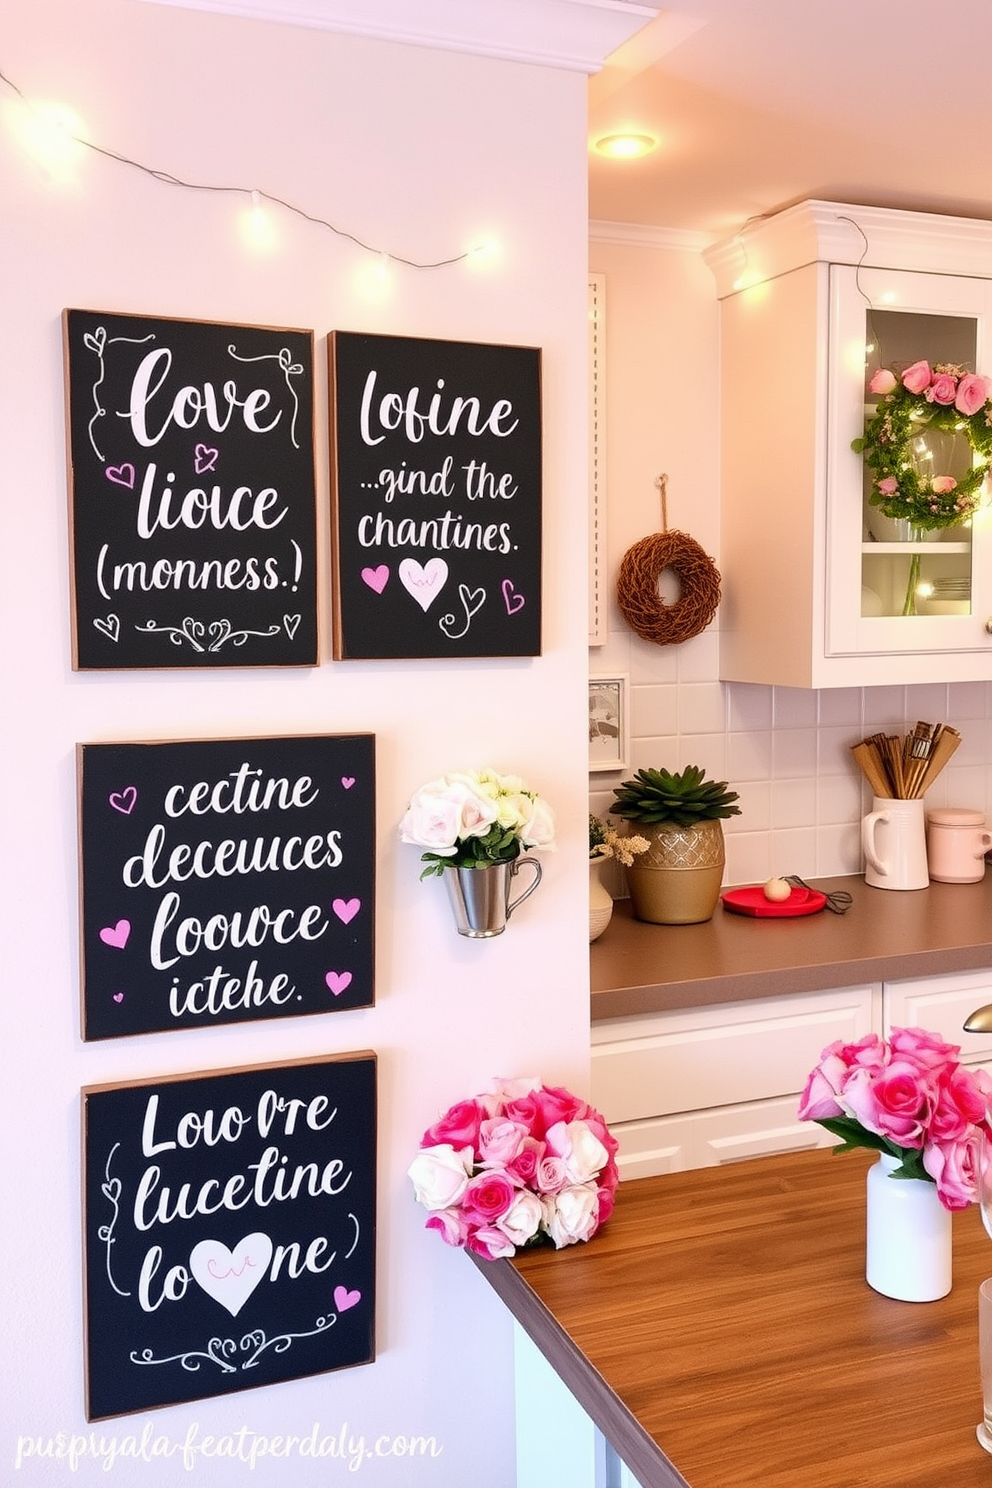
[591,626,991,886]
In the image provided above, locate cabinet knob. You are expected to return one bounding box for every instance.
[986,618,992,635]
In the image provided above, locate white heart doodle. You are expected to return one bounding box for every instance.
[94,614,121,642]
[189,1233,273,1317]
[398,557,449,612]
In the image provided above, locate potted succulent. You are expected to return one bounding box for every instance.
[610,766,741,925]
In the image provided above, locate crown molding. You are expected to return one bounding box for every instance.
[590,219,714,254]
[133,0,659,72]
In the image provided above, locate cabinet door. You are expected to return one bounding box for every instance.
[883,967,992,1072]
[826,265,992,664]
[691,1095,840,1167]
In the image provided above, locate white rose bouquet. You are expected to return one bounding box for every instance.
[399,767,556,879]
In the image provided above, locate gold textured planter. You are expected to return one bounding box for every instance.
[625,819,725,925]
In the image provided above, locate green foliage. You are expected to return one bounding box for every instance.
[589,814,607,852]
[609,765,741,826]
[419,823,523,879]
[815,1116,930,1183]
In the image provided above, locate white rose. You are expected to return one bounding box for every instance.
[518,793,556,850]
[399,782,461,853]
[495,1189,545,1247]
[452,780,499,840]
[550,1119,608,1184]
[407,1144,473,1210]
[545,1184,600,1248]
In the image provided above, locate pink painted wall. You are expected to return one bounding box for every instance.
[0,3,592,1482]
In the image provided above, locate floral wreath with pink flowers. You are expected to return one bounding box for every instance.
[854,360,992,530]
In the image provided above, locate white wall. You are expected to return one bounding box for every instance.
[589,234,992,890]
[0,3,591,1483]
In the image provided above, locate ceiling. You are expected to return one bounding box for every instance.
[137,0,992,243]
[589,0,992,240]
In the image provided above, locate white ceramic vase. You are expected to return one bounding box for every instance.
[589,857,613,942]
[865,1153,952,1302]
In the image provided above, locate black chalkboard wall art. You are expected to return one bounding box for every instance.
[63,309,318,669]
[82,1052,376,1419]
[78,735,375,1040]
[329,331,542,659]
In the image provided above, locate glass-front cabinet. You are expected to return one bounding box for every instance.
[706,201,992,688]
[827,265,992,660]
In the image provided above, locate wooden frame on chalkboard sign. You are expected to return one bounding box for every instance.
[63,309,318,670]
[328,330,542,660]
[77,733,375,1039]
[82,1052,376,1419]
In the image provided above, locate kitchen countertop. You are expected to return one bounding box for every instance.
[591,873,992,1021]
[472,1147,992,1488]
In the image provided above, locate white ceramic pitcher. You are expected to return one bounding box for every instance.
[861,796,929,891]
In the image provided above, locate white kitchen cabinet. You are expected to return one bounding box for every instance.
[591,985,877,1178]
[592,969,992,1179]
[705,200,992,688]
[883,967,992,1076]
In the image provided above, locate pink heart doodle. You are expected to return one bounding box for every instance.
[361,565,389,595]
[100,919,131,950]
[334,1285,362,1313]
[341,777,356,790]
[332,897,361,925]
[113,992,124,1003]
[106,464,136,489]
[325,971,353,997]
[194,444,218,474]
[501,579,525,615]
[109,786,137,815]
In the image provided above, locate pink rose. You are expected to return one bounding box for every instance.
[535,1155,567,1193]
[888,1026,961,1071]
[425,1207,470,1247]
[931,1065,992,1142]
[422,1098,486,1151]
[876,476,899,496]
[797,1064,847,1121]
[477,1117,529,1168]
[461,1170,515,1225]
[923,1129,981,1211]
[931,475,957,495]
[901,360,932,394]
[926,374,957,405]
[465,1225,517,1261]
[868,368,897,395]
[955,373,991,417]
[505,1136,545,1186]
[841,1059,934,1147]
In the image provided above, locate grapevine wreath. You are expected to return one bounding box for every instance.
[616,475,722,645]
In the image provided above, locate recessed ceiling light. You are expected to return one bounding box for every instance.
[594,133,657,160]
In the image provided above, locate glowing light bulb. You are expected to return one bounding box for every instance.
[593,133,656,159]
[240,189,276,251]
[10,97,83,181]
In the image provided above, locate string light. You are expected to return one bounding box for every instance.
[1,65,485,270]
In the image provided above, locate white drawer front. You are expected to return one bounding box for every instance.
[883,969,992,1061]
[592,987,875,1124]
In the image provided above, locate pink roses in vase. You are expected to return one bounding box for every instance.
[799,1026,992,1210]
[408,1078,619,1259]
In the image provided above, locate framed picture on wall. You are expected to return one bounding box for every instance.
[588,674,628,773]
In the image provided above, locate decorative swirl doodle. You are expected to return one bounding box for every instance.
[130,1337,238,1375]
[132,618,282,651]
[439,583,486,640]
[97,1144,130,1298]
[129,1316,337,1376]
[81,328,155,462]
[226,344,303,449]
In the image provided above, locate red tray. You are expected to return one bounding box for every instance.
[721,885,828,918]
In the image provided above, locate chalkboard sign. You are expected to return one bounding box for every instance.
[64,309,318,669]
[329,331,542,659]
[82,1053,376,1419]
[78,735,375,1039]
